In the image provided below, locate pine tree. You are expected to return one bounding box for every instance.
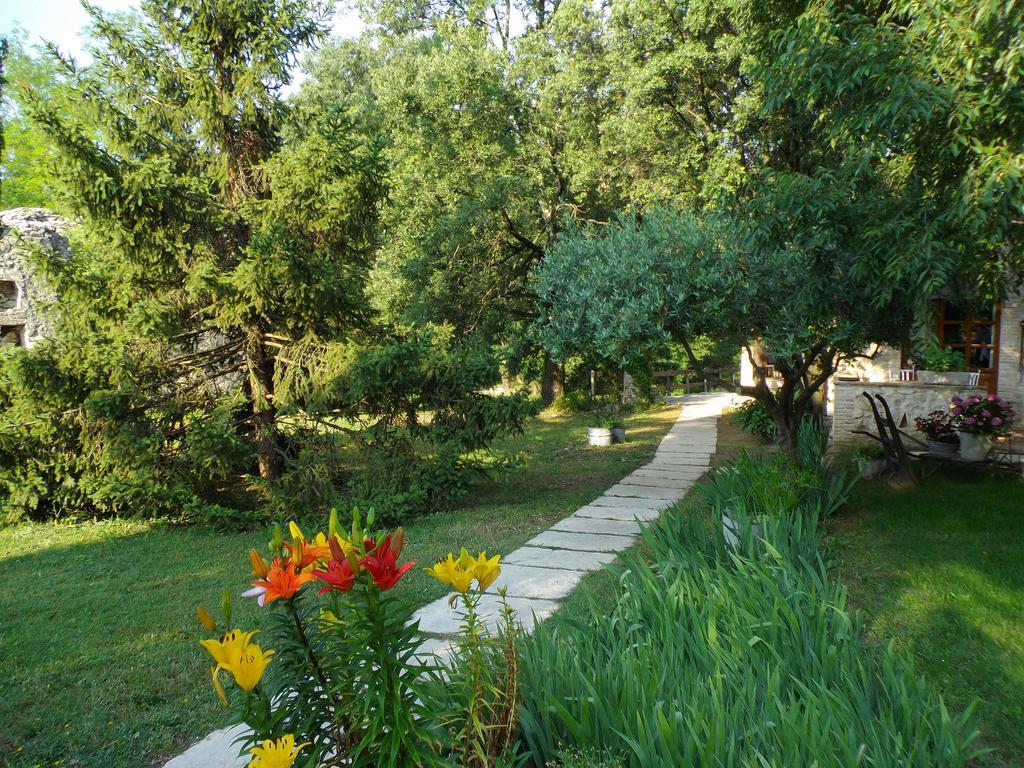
[22,0,383,482]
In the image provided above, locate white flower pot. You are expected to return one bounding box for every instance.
[926,439,958,456]
[958,432,992,462]
[587,427,613,447]
[722,513,763,549]
[917,370,976,385]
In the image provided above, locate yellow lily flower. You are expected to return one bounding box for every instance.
[227,643,274,692]
[247,734,310,768]
[424,552,476,593]
[200,629,257,668]
[200,630,271,701]
[473,552,502,590]
[424,553,457,585]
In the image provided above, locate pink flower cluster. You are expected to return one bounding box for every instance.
[950,394,1016,435]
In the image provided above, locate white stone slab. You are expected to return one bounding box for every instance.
[633,467,707,478]
[413,593,558,635]
[485,563,584,600]
[504,546,617,571]
[553,515,643,536]
[621,474,694,490]
[163,726,247,768]
[528,529,637,552]
[606,484,685,501]
[644,457,710,468]
[587,495,671,510]
[574,505,661,522]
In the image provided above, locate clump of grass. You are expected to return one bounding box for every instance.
[519,454,981,767]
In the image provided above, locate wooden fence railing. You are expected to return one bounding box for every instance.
[652,367,739,394]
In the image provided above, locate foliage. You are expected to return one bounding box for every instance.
[546,748,623,768]
[0,2,525,525]
[0,30,65,210]
[915,410,959,443]
[519,455,979,767]
[536,207,919,453]
[765,0,1024,295]
[731,400,777,442]
[197,509,521,766]
[950,394,1016,436]
[918,345,967,372]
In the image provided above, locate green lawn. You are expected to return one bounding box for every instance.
[0,404,679,768]
[831,469,1024,768]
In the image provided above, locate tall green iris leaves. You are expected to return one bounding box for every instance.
[519,453,981,766]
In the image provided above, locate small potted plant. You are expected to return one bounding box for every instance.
[852,442,886,477]
[914,410,959,455]
[950,394,1015,461]
[587,407,626,447]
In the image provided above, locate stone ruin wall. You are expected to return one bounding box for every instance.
[0,208,69,347]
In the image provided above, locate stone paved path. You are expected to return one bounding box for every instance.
[409,391,730,655]
[164,392,733,768]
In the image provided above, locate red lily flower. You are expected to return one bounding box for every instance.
[313,557,356,595]
[359,534,414,591]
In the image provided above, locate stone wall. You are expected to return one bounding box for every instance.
[997,290,1024,408]
[0,208,68,347]
[831,380,986,445]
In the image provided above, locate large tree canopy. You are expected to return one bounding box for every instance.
[0,0,526,524]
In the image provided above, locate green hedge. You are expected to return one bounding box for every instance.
[518,455,980,767]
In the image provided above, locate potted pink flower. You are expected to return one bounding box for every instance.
[949,394,1016,461]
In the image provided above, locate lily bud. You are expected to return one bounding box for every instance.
[250,548,270,579]
[328,508,340,539]
[392,527,405,558]
[196,605,217,632]
[365,506,376,528]
[220,589,233,627]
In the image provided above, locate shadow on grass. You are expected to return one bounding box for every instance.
[831,469,1024,767]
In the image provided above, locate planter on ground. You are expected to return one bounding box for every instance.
[722,513,763,549]
[958,432,992,461]
[610,427,626,444]
[856,458,886,478]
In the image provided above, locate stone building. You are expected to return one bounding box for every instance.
[738,291,1024,445]
[0,207,68,347]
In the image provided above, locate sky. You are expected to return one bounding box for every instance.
[0,0,364,74]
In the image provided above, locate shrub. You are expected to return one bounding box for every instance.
[917,345,966,372]
[518,456,979,767]
[731,398,777,441]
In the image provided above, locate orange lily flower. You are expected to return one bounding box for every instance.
[243,558,315,606]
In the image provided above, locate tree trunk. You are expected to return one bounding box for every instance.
[541,354,559,407]
[247,330,282,480]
